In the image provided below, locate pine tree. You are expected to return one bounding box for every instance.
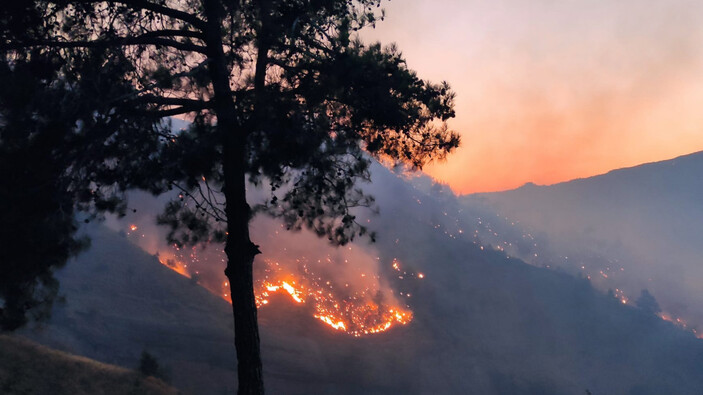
[0,36,163,330]
[2,2,460,393]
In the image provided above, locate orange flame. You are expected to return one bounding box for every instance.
[657,311,703,340]
[153,248,414,336]
[255,269,413,337]
[157,254,190,278]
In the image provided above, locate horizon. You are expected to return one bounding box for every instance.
[458,148,703,195]
[364,0,703,194]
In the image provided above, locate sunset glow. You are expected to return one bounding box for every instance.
[365,0,703,193]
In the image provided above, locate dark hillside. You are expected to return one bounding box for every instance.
[21,170,703,393]
[465,150,703,332]
[0,334,178,395]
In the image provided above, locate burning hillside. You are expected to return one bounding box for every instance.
[126,223,414,336]
[255,258,412,336]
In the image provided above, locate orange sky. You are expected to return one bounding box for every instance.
[363,0,703,194]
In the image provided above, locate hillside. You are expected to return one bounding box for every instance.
[0,334,178,395]
[20,225,239,395]
[464,150,703,332]
[19,161,703,394]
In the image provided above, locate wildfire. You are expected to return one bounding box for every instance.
[254,259,413,337]
[613,288,629,305]
[316,315,347,331]
[658,312,689,328]
[659,314,703,340]
[612,287,703,340]
[157,255,190,277]
[260,281,305,304]
[142,231,414,336]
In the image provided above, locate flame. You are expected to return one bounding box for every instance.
[280,281,305,303]
[157,254,190,278]
[315,315,347,331]
[254,261,413,337]
[392,260,401,271]
[658,312,687,327]
[147,238,414,336]
[611,289,701,340]
[613,288,629,305]
[656,311,703,340]
[261,281,305,304]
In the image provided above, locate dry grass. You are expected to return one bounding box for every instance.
[0,334,180,395]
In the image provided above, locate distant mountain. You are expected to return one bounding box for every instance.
[0,334,177,395]
[20,160,703,394]
[463,150,703,334]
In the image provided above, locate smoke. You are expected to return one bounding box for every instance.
[42,155,703,394]
[464,151,703,336]
[104,183,413,334]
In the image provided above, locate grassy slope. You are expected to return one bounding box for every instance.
[0,334,178,395]
[21,225,240,395]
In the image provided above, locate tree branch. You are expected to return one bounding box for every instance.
[130,94,210,108]
[136,105,211,117]
[74,0,207,29]
[2,36,207,54]
[138,29,205,41]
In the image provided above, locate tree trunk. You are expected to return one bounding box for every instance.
[201,0,264,393]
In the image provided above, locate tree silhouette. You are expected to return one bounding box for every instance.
[0,56,88,331]
[2,1,460,393]
[138,350,168,381]
[635,289,661,316]
[0,44,163,330]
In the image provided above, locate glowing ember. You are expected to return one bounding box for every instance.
[262,281,305,304]
[655,311,703,340]
[129,224,138,231]
[255,263,413,336]
[157,254,190,278]
[128,228,415,336]
[316,315,347,331]
[613,288,629,305]
[658,312,685,326]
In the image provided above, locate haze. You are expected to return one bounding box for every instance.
[365,0,703,193]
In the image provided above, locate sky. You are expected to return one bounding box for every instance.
[362,0,703,194]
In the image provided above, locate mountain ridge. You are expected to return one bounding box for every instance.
[461,149,703,335]
[480,149,703,195]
